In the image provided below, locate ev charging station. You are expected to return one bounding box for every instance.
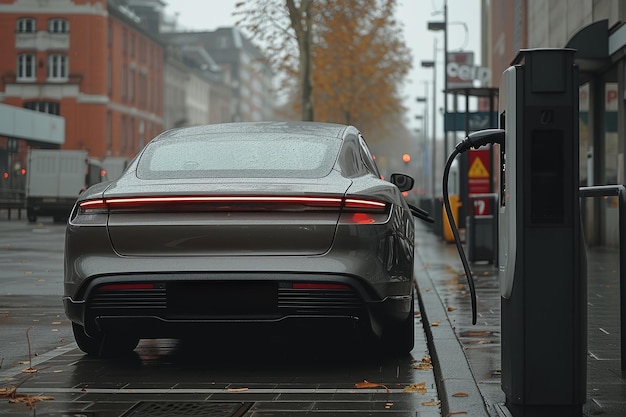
[498,49,586,416]
[444,48,587,417]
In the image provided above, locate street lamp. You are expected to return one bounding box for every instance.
[421,59,436,200]
[428,0,448,161]
[415,96,428,195]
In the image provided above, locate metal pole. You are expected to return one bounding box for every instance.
[431,39,437,202]
[443,0,449,165]
[423,82,429,196]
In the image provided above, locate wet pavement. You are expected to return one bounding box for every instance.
[0,213,442,417]
[413,220,626,417]
[1,211,626,416]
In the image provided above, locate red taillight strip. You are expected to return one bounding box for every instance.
[98,196,343,208]
[79,199,107,210]
[97,283,155,291]
[293,283,351,290]
[78,196,388,212]
[344,198,387,210]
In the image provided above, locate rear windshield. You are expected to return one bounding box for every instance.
[136,134,341,179]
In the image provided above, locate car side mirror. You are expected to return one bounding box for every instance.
[389,173,414,192]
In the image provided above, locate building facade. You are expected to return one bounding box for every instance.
[484,0,626,246]
[0,0,164,162]
[162,28,275,123]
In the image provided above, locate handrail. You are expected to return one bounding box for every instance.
[579,185,626,373]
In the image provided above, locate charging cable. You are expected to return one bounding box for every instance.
[442,129,504,325]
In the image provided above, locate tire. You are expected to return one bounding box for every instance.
[27,209,36,223]
[72,322,102,356]
[72,322,139,357]
[381,295,415,355]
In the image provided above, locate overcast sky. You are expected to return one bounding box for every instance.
[163,0,481,136]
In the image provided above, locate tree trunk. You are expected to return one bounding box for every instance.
[287,0,314,121]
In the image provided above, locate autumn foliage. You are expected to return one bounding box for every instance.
[235,0,412,135]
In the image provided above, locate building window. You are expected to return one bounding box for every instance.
[121,64,126,100]
[17,18,36,33]
[106,111,112,152]
[17,54,36,81]
[47,55,68,80]
[24,101,60,115]
[121,116,127,151]
[129,67,135,102]
[48,18,69,33]
[107,58,112,96]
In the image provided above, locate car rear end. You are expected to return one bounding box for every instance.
[63,124,415,352]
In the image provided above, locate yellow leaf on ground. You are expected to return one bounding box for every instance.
[227,387,249,393]
[354,380,389,393]
[403,382,427,393]
[0,386,17,396]
[452,392,469,397]
[422,400,441,406]
[9,395,54,407]
[413,356,433,370]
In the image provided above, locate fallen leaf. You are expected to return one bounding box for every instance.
[403,382,427,393]
[0,386,16,396]
[431,321,440,327]
[422,400,441,406]
[51,322,62,325]
[413,356,433,370]
[21,368,37,374]
[446,412,468,416]
[384,402,393,409]
[413,362,433,370]
[9,395,54,408]
[227,387,249,392]
[354,380,389,393]
[447,306,457,312]
[452,392,469,397]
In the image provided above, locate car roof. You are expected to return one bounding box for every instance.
[154,121,353,142]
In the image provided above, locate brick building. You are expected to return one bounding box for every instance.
[0,0,164,162]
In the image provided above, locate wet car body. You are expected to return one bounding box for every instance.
[63,121,422,356]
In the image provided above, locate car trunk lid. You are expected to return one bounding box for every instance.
[104,178,354,256]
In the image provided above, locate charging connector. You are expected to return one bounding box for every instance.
[443,128,505,325]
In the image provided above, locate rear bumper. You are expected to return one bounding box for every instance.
[63,273,412,339]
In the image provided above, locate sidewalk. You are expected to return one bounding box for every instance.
[413,220,626,417]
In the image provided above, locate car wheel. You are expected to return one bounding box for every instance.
[72,322,139,357]
[381,294,415,355]
[72,322,102,356]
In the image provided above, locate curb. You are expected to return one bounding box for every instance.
[415,247,493,417]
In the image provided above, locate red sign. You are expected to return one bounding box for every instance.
[468,149,491,215]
